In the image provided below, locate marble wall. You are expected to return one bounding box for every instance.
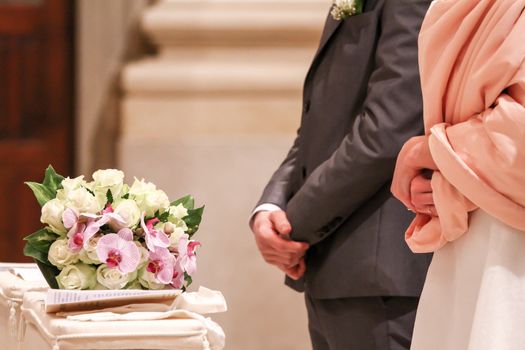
[119,1,327,349]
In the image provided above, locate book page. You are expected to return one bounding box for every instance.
[45,289,182,313]
[11,267,46,282]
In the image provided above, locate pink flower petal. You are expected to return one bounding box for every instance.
[105,212,126,226]
[177,234,189,255]
[118,228,133,241]
[102,204,114,214]
[80,213,99,220]
[96,234,120,262]
[83,221,101,249]
[97,234,140,274]
[171,263,185,289]
[67,223,85,252]
[118,241,140,273]
[141,213,170,251]
[187,241,201,257]
[62,208,78,229]
[147,247,176,284]
[156,263,174,284]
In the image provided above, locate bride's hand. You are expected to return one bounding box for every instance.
[410,173,437,217]
[391,135,436,210]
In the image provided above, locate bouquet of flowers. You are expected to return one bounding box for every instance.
[23,166,203,291]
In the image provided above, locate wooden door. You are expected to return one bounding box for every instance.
[0,0,74,262]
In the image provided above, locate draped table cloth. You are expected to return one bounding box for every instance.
[0,263,227,350]
[0,265,49,350]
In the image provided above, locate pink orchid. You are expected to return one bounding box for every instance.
[102,204,114,214]
[140,213,169,252]
[146,246,176,284]
[171,262,185,289]
[63,208,107,252]
[96,228,140,273]
[83,209,127,229]
[177,234,201,275]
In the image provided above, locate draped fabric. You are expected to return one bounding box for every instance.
[406,0,525,253]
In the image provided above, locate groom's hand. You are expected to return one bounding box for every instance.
[251,210,309,279]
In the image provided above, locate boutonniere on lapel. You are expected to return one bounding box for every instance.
[331,0,363,20]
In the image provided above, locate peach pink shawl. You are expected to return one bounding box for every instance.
[406,0,525,253]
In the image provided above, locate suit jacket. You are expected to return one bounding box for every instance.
[256,0,433,298]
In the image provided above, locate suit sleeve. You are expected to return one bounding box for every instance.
[287,0,430,244]
[255,130,301,209]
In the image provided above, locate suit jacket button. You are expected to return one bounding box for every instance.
[303,101,311,114]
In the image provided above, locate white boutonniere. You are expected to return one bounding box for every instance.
[331,0,364,20]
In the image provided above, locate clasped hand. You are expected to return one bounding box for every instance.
[251,210,309,280]
[391,135,439,216]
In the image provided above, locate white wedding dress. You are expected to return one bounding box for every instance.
[411,209,525,350]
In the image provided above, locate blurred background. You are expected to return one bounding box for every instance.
[0,0,327,348]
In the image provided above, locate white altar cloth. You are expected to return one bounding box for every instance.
[0,265,48,350]
[20,289,226,350]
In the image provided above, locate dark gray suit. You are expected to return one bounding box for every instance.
[256,0,433,348]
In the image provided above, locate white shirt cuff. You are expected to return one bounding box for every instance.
[249,203,283,228]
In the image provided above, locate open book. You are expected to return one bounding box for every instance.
[45,289,182,313]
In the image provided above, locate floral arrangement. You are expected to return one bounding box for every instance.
[24,166,203,291]
[331,0,363,21]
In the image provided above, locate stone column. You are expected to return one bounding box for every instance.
[76,0,150,175]
[120,1,327,349]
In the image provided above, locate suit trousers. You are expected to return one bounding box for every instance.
[305,294,419,350]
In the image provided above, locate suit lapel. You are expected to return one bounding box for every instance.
[304,0,374,86]
[312,11,342,63]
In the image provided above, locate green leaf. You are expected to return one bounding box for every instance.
[122,193,130,199]
[42,165,64,194]
[356,0,364,14]
[184,206,204,236]
[84,186,95,196]
[25,182,55,207]
[171,195,195,210]
[184,272,193,290]
[24,228,59,251]
[24,242,51,265]
[106,189,114,204]
[157,211,170,223]
[23,228,58,266]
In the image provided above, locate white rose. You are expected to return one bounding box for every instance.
[141,190,170,217]
[111,199,141,229]
[48,239,79,269]
[169,226,186,249]
[79,236,103,264]
[78,234,103,264]
[56,263,97,290]
[61,176,85,193]
[92,169,125,199]
[96,264,134,290]
[66,187,102,214]
[129,178,170,217]
[169,204,188,220]
[79,250,96,265]
[138,267,166,290]
[94,189,109,210]
[56,176,86,201]
[129,178,156,197]
[40,199,67,235]
[120,183,129,196]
